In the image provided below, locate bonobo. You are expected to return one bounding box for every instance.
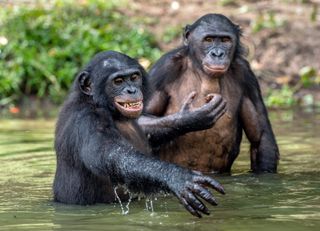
[139,14,279,173]
[53,51,225,218]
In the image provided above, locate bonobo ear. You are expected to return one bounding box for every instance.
[183,24,191,46]
[77,71,92,95]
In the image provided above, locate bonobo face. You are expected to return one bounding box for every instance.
[185,14,238,76]
[77,51,145,119]
[106,68,143,119]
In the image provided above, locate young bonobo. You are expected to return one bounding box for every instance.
[53,51,225,218]
[139,14,279,173]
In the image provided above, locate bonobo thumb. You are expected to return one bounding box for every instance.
[181,91,197,111]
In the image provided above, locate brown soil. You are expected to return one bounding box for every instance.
[123,0,320,100]
[2,0,320,109]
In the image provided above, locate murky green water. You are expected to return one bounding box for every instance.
[0,109,319,231]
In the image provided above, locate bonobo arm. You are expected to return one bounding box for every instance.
[78,112,225,217]
[240,61,279,173]
[139,91,226,148]
[138,47,226,147]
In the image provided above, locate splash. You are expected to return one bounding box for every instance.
[124,190,132,215]
[114,186,132,215]
[145,196,157,215]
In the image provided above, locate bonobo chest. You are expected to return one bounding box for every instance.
[115,120,151,154]
[165,70,243,135]
[161,70,244,172]
[166,70,242,117]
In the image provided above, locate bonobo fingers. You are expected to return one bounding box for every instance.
[179,196,202,218]
[194,175,226,195]
[205,93,223,106]
[210,99,227,121]
[214,107,227,122]
[181,91,197,112]
[205,94,215,103]
[214,97,227,111]
[204,94,227,115]
[185,191,210,215]
[172,172,225,218]
[191,184,218,206]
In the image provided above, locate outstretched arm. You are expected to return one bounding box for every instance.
[138,47,226,148]
[240,62,279,173]
[138,91,226,148]
[78,113,225,217]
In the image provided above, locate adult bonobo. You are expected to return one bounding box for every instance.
[139,14,279,173]
[53,51,225,218]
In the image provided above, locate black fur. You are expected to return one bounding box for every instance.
[144,14,279,173]
[53,51,225,217]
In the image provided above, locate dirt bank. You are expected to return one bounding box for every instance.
[124,0,320,101]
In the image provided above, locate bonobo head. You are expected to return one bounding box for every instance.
[76,51,148,119]
[184,14,242,76]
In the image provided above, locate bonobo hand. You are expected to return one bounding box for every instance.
[168,169,225,218]
[177,91,227,132]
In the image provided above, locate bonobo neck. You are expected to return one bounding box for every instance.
[113,116,135,122]
[115,119,151,154]
[202,74,221,94]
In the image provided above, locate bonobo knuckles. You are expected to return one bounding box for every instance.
[168,170,225,218]
[177,92,227,132]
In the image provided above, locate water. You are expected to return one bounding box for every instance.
[0,109,319,231]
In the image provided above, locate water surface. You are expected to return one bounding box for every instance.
[0,109,319,231]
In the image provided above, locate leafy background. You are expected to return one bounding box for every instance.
[0,0,161,106]
[0,0,319,116]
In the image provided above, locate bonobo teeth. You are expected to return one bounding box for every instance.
[122,102,142,108]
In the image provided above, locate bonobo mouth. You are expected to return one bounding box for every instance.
[203,64,228,75]
[114,99,143,118]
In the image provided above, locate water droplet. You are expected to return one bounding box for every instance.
[114,187,132,215]
[124,189,132,215]
[114,186,125,215]
[145,197,154,214]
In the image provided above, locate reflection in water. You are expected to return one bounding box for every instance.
[0,110,319,231]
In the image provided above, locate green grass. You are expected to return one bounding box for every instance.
[0,0,161,106]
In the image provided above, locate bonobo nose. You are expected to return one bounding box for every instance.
[210,48,225,58]
[126,87,137,94]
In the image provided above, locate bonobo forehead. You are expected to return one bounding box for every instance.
[190,14,238,36]
[88,51,140,72]
[102,57,129,70]
[85,51,142,83]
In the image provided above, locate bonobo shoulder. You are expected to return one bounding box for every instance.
[149,47,187,90]
[235,56,250,69]
[151,47,187,70]
[54,50,226,215]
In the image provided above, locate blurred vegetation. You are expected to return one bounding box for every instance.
[0,0,161,106]
[266,66,320,108]
[251,11,286,33]
[265,85,296,108]
[162,25,182,44]
[0,0,319,114]
[299,66,320,87]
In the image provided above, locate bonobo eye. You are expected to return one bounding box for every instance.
[221,37,232,43]
[204,37,214,43]
[130,73,141,82]
[113,77,124,85]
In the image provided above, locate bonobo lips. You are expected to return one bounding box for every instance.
[114,99,143,118]
[203,64,228,75]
